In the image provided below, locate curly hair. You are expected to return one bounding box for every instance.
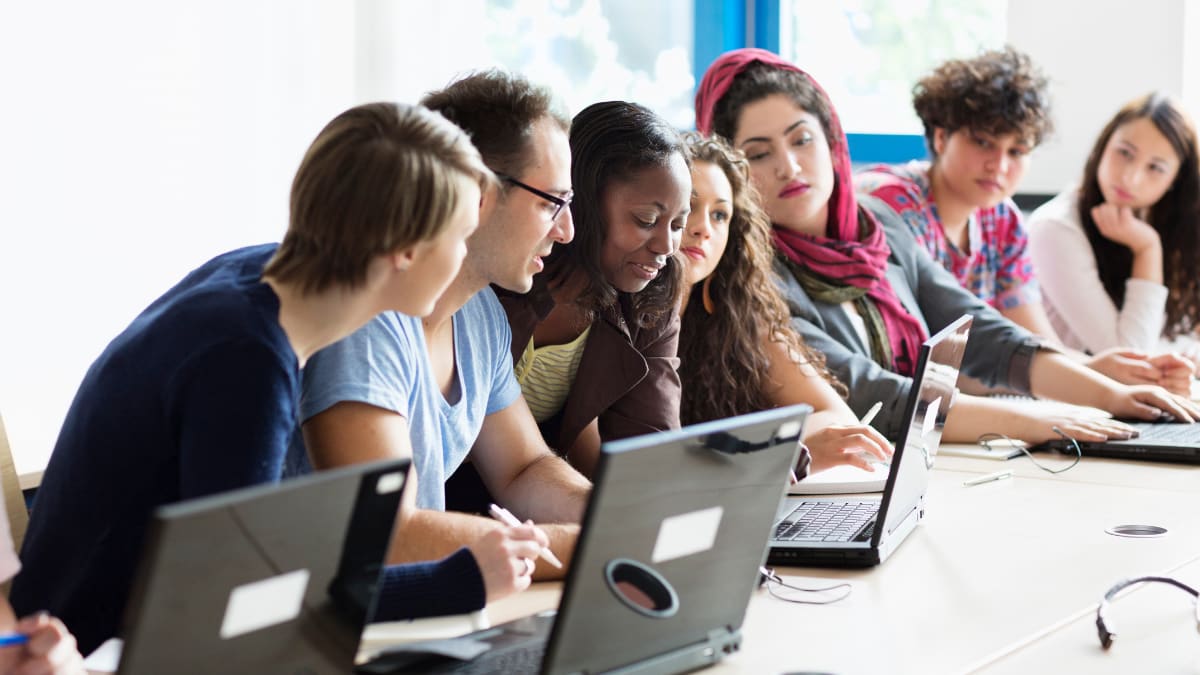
[545,101,688,329]
[913,46,1053,154]
[677,133,844,425]
[1077,92,1200,339]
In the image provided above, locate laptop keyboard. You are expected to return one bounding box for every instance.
[441,642,546,674]
[360,640,546,674]
[1130,422,1200,444]
[774,500,878,542]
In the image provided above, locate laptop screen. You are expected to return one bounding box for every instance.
[117,459,409,674]
[542,405,809,675]
[874,315,971,544]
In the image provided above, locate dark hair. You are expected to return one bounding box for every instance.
[678,133,843,425]
[548,100,688,327]
[264,102,493,294]
[709,61,834,148]
[421,69,569,179]
[1077,92,1200,338]
[913,46,1052,155]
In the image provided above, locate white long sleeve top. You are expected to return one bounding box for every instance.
[1027,189,1169,353]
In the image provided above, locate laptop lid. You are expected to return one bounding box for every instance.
[870,314,971,548]
[117,458,409,675]
[542,405,808,675]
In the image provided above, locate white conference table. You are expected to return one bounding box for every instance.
[980,554,1200,674]
[479,455,1200,674]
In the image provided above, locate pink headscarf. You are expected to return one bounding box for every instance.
[695,48,926,376]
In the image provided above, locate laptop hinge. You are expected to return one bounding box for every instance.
[596,627,742,675]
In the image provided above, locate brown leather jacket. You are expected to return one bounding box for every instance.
[494,281,682,455]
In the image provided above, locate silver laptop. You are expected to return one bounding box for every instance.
[117,459,409,675]
[359,405,808,675]
[768,315,972,568]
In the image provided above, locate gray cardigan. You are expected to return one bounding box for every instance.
[775,195,1042,439]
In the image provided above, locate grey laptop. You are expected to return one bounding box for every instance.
[117,458,409,675]
[768,314,972,568]
[359,405,808,675]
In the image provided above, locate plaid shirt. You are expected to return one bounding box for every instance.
[855,160,1041,310]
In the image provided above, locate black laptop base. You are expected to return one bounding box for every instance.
[357,612,742,674]
[1038,438,1200,465]
[767,547,880,568]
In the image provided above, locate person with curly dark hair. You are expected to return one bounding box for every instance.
[694,47,1199,446]
[855,48,1191,393]
[677,132,891,476]
[1028,93,1200,370]
[856,47,1050,327]
[496,100,690,478]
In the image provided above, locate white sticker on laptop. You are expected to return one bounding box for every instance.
[376,471,404,495]
[651,506,723,563]
[219,569,310,639]
[922,396,942,439]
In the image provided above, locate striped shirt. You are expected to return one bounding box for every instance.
[515,328,591,423]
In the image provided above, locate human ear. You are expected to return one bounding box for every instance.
[477,181,500,223]
[391,246,417,272]
[933,128,948,157]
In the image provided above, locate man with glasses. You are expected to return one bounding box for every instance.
[289,71,589,591]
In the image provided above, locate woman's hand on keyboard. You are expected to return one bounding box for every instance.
[1102,385,1200,423]
[804,423,893,473]
[1005,411,1137,445]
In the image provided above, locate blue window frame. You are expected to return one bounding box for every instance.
[692,0,930,165]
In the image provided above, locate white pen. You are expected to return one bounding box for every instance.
[963,470,1014,487]
[488,503,563,568]
[860,401,883,426]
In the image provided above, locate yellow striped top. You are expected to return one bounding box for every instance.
[514,327,591,423]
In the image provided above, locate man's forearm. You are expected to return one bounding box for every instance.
[389,507,579,581]
[495,453,590,524]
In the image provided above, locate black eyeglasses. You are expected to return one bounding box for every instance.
[498,175,573,220]
[1096,576,1199,649]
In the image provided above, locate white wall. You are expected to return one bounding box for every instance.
[0,1,358,476]
[1008,0,1187,194]
[0,0,696,478]
[2,0,1196,477]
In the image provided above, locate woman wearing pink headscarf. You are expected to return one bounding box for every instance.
[694,48,1198,444]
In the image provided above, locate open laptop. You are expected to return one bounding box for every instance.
[768,314,972,568]
[115,458,409,675]
[1037,416,1200,464]
[358,405,808,675]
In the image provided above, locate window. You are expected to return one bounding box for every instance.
[778,0,1006,160]
[363,0,696,126]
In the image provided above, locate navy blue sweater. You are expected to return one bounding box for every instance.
[11,245,484,653]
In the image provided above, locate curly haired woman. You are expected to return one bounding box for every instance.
[677,133,891,476]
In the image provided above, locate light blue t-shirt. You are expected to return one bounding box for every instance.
[288,288,522,510]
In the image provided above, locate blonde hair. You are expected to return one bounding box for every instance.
[264,102,494,294]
